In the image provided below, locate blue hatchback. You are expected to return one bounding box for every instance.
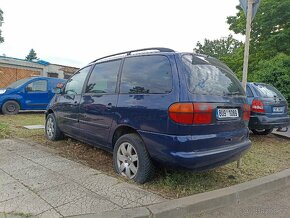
[246,82,290,135]
[45,48,251,183]
[0,77,65,115]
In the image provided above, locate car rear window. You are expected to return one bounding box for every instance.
[182,54,244,96]
[253,83,284,99]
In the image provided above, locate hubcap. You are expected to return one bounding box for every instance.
[117,142,139,179]
[7,104,16,112]
[46,117,55,138]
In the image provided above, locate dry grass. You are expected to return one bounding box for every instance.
[0,113,289,199]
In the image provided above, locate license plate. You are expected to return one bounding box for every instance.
[273,107,284,113]
[217,108,239,119]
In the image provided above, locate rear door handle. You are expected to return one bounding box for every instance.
[107,103,112,109]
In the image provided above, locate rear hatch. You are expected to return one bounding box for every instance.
[168,54,249,151]
[251,83,289,116]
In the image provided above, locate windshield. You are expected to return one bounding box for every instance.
[6,78,31,89]
[253,83,284,99]
[182,54,244,96]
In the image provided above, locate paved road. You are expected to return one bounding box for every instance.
[273,125,290,139]
[0,139,165,217]
[194,185,290,218]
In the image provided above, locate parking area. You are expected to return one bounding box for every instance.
[0,139,165,217]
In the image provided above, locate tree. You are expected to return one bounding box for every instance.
[227,0,290,73]
[195,34,244,79]
[195,34,242,59]
[25,49,38,61]
[0,9,4,43]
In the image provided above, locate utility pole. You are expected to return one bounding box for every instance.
[241,0,254,91]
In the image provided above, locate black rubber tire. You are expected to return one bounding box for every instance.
[2,100,20,115]
[251,128,273,135]
[45,113,64,141]
[113,133,155,184]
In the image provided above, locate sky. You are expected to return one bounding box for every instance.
[0,0,242,68]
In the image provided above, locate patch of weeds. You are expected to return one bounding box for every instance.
[0,122,11,138]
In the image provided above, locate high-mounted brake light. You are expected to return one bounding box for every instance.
[243,104,251,121]
[251,99,265,113]
[168,103,212,125]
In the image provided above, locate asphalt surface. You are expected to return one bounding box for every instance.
[193,184,290,218]
[0,139,165,217]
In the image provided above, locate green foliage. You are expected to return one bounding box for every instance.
[25,49,38,61]
[195,34,244,79]
[254,53,290,104]
[0,8,4,43]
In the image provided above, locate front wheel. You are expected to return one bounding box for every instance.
[251,128,273,135]
[2,100,20,115]
[113,133,155,184]
[45,113,63,141]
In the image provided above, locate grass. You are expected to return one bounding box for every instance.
[0,113,289,199]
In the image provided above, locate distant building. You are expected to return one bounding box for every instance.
[0,56,79,88]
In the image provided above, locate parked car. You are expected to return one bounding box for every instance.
[45,48,251,183]
[0,77,66,115]
[246,82,290,135]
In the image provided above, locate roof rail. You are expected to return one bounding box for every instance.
[90,47,174,64]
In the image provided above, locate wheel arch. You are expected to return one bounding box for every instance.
[112,125,144,149]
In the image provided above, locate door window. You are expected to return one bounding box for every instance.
[85,60,121,94]
[64,66,91,95]
[120,55,172,94]
[26,80,47,92]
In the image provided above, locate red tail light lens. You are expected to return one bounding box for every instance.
[251,99,265,113]
[243,104,251,121]
[168,103,212,125]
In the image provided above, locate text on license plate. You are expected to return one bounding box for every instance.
[273,107,284,113]
[217,108,239,119]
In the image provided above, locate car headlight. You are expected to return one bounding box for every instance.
[0,89,6,95]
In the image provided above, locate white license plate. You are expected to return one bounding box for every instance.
[217,108,239,119]
[273,107,284,113]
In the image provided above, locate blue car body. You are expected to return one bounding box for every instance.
[246,82,290,133]
[46,48,251,172]
[0,77,65,113]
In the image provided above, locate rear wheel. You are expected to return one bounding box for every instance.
[113,133,155,184]
[45,113,63,141]
[2,100,20,115]
[251,128,273,135]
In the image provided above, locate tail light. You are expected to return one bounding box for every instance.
[168,103,212,125]
[243,104,251,121]
[251,99,265,113]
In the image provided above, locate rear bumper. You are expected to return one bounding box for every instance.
[139,130,251,171]
[249,114,290,130]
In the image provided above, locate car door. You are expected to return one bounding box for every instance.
[23,79,49,110]
[78,59,121,148]
[55,66,91,136]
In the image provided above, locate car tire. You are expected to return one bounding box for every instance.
[251,128,273,135]
[2,100,20,115]
[113,133,155,184]
[45,113,64,141]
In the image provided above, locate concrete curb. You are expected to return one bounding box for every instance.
[69,168,290,218]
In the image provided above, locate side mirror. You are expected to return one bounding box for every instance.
[53,87,62,94]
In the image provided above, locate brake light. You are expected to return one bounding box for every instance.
[243,104,251,121]
[251,99,265,113]
[168,103,212,125]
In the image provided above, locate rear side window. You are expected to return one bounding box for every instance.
[182,54,244,96]
[120,55,172,94]
[26,80,47,92]
[86,60,121,94]
[246,86,254,97]
[253,83,284,99]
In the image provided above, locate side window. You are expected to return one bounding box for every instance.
[246,86,254,97]
[86,60,121,94]
[26,80,47,92]
[64,66,91,95]
[120,55,172,94]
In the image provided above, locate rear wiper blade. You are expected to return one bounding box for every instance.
[225,91,241,96]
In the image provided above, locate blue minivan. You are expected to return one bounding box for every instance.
[0,77,65,115]
[45,48,251,183]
